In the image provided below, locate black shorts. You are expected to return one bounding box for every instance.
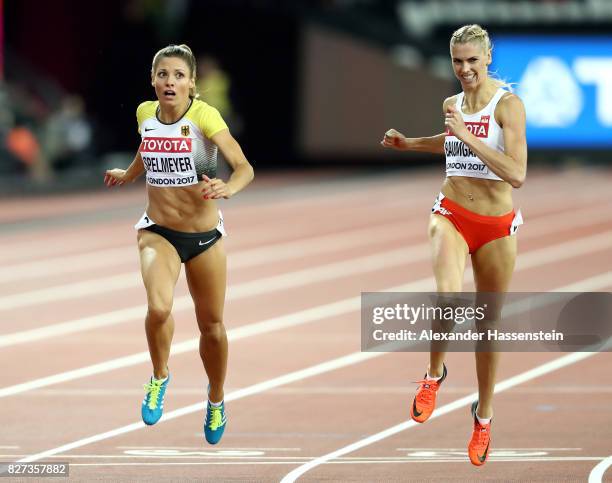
[143,224,223,263]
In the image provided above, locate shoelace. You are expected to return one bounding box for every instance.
[414,379,439,405]
[472,423,490,447]
[143,381,163,410]
[208,405,223,431]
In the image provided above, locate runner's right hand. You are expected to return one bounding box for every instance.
[104,169,128,187]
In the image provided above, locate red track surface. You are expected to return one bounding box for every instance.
[1,167,611,482]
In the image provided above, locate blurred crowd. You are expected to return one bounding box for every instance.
[0,52,238,185]
[0,81,94,183]
[197,55,241,136]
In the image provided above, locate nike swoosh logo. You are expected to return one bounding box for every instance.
[144,128,156,132]
[199,238,216,246]
[412,398,422,417]
[478,442,490,463]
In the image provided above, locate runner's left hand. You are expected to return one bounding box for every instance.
[201,175,233,200]
[445,105,469,140]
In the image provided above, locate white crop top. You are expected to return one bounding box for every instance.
[137,99,227,188]
[444,88,508,181]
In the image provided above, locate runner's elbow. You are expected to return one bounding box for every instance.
[509,174,525,189]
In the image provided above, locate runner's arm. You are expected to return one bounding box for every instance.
[380,97,454,155]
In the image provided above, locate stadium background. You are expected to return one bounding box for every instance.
[3,0,611,192]
[1,1,611,482]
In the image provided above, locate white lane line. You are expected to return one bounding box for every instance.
[589,455,612,483]
[395,447,583,451]
[30,385,612,396]
[3,220,612,349]
[0,277,432,398]
[0,244,429,312]
[2,193,611,285]
[116,446,302,450]
[555,272,612,292]
[0,247,133,283]
[17,351,383,463]
[67,462,298,466]
[0,242,429,347]
[0,456,604,466]
[41,457,608,466]
[0,218,409,283]
[279,269,612,482]
[2,176,608,272]
[0,273,141,310]
[514,231,612,271]
[0,188,414,262]
[13,271,612,463]
[0,305,147,349]
[1,258,611,399]
[279,351,600,482]
[279,271,612,482]
[2,196,612,308]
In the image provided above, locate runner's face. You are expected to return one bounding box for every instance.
[450,42,491,90]
[152,56,195,108]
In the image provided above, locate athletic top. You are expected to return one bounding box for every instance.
[137,98,227,187]
[444,88,508,181]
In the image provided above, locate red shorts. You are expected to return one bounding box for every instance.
[431,193,523,254]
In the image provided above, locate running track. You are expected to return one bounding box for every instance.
[0,167,611,482]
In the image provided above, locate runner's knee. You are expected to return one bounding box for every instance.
[147,302,172,324]
[199,318,225,339]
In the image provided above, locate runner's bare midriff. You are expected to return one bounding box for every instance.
[442,176,513,216]
[146,182,219,232]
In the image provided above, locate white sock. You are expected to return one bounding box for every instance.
[209,399,223,407]
[476,406,493,426]
[153,375,168,383]
[425,372,442,382]
[476,411,491,425]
